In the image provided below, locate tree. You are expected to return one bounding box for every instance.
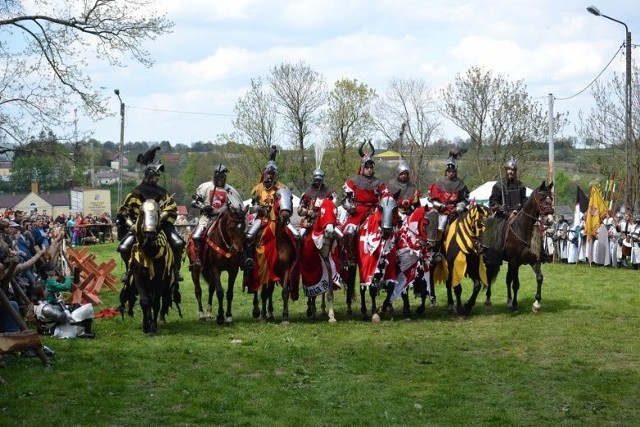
[579,65,640,211]
[0,0,173,151]
[442,66,568,183]
[322,78,377,184]
[269,61,326,191]
[10,129,72,189]
[375,78,441,190]
[232,77,278,165]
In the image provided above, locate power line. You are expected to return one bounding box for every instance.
[128,105,235,117]
[555,44,624,101]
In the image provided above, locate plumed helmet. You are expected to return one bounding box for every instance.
[144,162,164,179]
[397,162,410,176]
[214,164,228,181]
[504,157,518,170]
[358,139,376,173]
[264,160,278,174]
[445,156,458,171]
[312,169,325,182]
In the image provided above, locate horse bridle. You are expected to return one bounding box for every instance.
[507,190,553,245]
[206,209,244,258]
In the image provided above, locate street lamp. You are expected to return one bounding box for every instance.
[114,89,125,207]
[587,5,633,212]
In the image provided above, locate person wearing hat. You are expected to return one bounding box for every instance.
[339,141,390,267]
[482,157,529,265]
[427,149,470,263]
[31,263,95,338]
[297,168,336,238]
[244,146,290,270]
[117,146,185,282]
[387,161,421,218]
[190,163,244,266]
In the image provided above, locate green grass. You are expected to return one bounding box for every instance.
[2,243,640,426]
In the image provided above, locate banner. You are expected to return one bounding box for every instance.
[585,185,608,236]
[573,185,589,229]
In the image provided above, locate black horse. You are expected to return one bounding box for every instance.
[188,203,247,324]
[119,199,176,334]
[485,181,555,313]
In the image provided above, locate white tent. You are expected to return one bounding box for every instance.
[469,181,533,206]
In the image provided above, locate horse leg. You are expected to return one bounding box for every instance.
[326,286,336,323]
[360,286,369,320]
[192,267,206,321]
[266,283,275,323]
[463,278,482,315]
[506,265,514,310]
[532,262,543,313]
[446,282,455,313]
[510,263,521,312]
[225,270,237,324]
[370,285,380,323]
[401,292,411,319]
[259,286,269,323]
[206,279,215,320]
[307,296,317,319]
[320,293,327,318]
[213,271,225,325]
[453,284,465,317]
[252,292,260,319]
[281,279,290,325]
[346,265,356,316]
[149,291,161,335]
[484,281,493,306]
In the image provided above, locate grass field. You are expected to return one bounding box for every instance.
[2,242,639,427]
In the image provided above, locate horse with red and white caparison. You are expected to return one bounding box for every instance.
[300,196,342,323]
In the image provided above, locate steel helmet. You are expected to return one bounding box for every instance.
[312,169,325,182]
[144,162,164,179]
[214,164,228,181]
[445,156,457,171]
[397,162,410,176]
[504,157,517,170]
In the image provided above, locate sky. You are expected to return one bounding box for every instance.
[77,0,639,146]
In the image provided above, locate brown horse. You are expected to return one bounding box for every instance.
[188,203,247,324]
[485,181,554,313]
[246,188,299,323]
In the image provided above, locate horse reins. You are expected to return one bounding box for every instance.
[205,212,240,258]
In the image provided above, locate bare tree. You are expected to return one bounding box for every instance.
[232,77,278,173]
[441,66,567,183]
[375,78,441,190]
[269,61,326,191]
[322,78,377,184]
[0,0,173,152]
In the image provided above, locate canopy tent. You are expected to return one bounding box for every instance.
[468,181,533,206]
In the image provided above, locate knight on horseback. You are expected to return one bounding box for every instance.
[190,164,243,267]
[427,148,470,265]
[298,169,336,240]
[341,140,389,267]
[117,146,186,283]
[484,156,528,266]
[386,161,421,219]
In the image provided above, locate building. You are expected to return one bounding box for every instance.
[0,182,70,218]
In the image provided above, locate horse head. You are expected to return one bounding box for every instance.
[275,187,293,223]
[135,199,162,249]
[532,181,555,217]
[379,194,398,239]
[468,205,491,253]
[422,208,440,248]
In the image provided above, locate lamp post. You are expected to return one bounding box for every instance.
[587,5,633,212]
[114,89,125,207]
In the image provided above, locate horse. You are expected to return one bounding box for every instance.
[119,199,176,334]
[245,187,299,323]
[187,202,247,324]
[383,206,439,318]
[342,194,398,322]
[485,181,554,313]
[300,196,342,323]
[433,204,492,316]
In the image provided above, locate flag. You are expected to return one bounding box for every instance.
[585,185,608,236]
[573,185,589,228]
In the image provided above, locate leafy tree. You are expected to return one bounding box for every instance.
[442,66,568,183]
[579,65,640,211]
[0,0,173,151]
[10,129,72,189]
[233,77,278,156]
[322,78,377,184]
